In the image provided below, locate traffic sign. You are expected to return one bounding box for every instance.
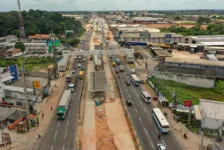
[33,80,40,89]
[184,100,192,107]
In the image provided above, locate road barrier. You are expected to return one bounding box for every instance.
[107,55,142,150]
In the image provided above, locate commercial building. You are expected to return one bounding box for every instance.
[24,43,48,54]
[132,17,163,23]
[199,99,224,131]
[185,35,224,46]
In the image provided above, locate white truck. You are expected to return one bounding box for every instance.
[57,90,72,120]
[125,49,135,63]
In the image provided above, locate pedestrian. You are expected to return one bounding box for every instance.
[50,106,53,111]
[55,84,57,88]
[42,113,44,119]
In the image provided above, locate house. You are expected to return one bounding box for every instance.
[6,48,22,57]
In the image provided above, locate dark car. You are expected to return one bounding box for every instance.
[115,69,119,73]
[81,66,85,70]
[126,100,133,106]
[126,80,131,86]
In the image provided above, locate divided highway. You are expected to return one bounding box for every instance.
[109,42,183,150]
[37,30,92,150]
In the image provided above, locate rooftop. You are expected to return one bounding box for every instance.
[89,71,108,92]
[150,32,183,38]
[165,57,224,67]
[188,35,224,42]
[0,107,16,121]
[199,99,224,120]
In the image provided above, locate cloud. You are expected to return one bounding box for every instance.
[1,0,224,11]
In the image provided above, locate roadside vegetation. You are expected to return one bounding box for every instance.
[150,77,224,105]
[0,57,54,71]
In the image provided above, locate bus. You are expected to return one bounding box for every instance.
[66,71,72,82]
[141,91,151,103]
[152,108,170,133]
[131,74,140,86]
[79,71,84,79]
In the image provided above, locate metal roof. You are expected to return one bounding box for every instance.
[200,41,224,46]
[154,50,172,57]
[150,32,183,38]
[89,71,108,92]
[199,99,224,120]
[188,35,224,42]
[165,57,224,67]
[0,107,16,121]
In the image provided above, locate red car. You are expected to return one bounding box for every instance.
[115,69,119,73]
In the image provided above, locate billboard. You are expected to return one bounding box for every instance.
[9,65,19,81]
[184,100,192,107]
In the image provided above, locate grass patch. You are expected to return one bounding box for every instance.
[150,77,224,105]
[0,57,54,71]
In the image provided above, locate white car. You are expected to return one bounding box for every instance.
[157,144,166,150]
[78,64,81,68]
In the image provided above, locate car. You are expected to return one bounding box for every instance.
[157,144,166,150]
[82,58,86,62]
[126,100,133,106]
[71,71,76,74]
[126,80,130,86]
[81,66,85,70]
[78,64,81,68]
[115,69,119,73]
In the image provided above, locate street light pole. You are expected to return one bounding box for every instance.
[21,61,30,130]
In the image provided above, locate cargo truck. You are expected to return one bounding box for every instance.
[57,90,72,120]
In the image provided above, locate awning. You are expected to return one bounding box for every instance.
[2,76,14,83]
[194,105,202,121]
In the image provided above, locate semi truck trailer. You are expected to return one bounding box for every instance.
[57,90,72,120]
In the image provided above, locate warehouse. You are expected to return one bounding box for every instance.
[58,54,69,72]
[185,35,224,46]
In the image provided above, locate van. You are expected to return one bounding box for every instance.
[116,59,121,65]
[141,91,151,103]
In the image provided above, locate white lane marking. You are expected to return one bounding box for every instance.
[69,110,71,116]
[162,140,166,147]
[128,94,130,98]
[139,117,142,123]
[150,141,155,148]
[135,108,138,113]
[57,121,60,127]
[65,130,67,139]
[54,131,57,140]
[144,128,148,135]
[126,89,128,91]
[67,119,70,127]
[149,117,152,122]
[124,84,125,86]
[62,145,65,150]
[144,107,147,113]
[51,145,54,150]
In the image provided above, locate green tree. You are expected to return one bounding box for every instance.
[196,16,211,25]
[174,16,181,21]
[15,42,25,53]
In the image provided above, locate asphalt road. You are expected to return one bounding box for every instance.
[36,30,92,150]
[109,42,183,150]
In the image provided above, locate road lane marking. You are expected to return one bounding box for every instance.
[65,130,67,139]
[57,121,60,127]
[62,145,65,150]
[67,119,70,127]
[144,108,147,113]
[162,140,166,147]
[150,141,155,148]
[124,84,125,86]
[135,108,138,112]
[139,117,142,123]
[126,89,128,91]
[51,145,53,150]
[54,131,57,140]
[154,127,159,133]
[149,117,152,122]
[69,110,71,116]
[128,94,130,98]
[144,128,148,135]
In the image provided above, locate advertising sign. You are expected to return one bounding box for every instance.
[9,65,19,81]
[184,100,192,107]
[33,80,40,89]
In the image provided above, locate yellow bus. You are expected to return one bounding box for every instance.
[78,71,84,79]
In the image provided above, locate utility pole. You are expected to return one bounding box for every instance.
[188,107,192,126]
[21,61,30,129]
[50,34,58,79]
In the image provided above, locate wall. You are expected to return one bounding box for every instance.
[204,117,224,130]
[154,71,215,88]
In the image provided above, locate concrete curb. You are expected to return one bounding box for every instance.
[107,55,142,150]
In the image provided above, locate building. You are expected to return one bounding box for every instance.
[0,35,17,43]
[24,43,48,54]
[6,48,22,57]
[199,99,224,131]
[28,34,50,41]
[133,11,148,16]
[132,17,163,23]
[185,35,224,46]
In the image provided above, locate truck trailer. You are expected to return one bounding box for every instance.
[57,90,72,120]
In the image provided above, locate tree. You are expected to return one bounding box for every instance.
[15,42,25,53]
[196,16,211,25]
[174,16,181,21]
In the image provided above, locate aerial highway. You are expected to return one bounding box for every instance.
[108,42,183,150]
[36,30,92,150]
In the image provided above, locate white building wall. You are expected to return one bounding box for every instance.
[204,117,224,130]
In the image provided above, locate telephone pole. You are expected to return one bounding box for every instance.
[50,34,58,79]
[21,61,30,129]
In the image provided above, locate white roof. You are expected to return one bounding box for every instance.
[153,108,169,126]
[3,85,33,93]
[59,90,71,106]
[194,105,202,120]
[199,99,224,120]
[207,54,218,61]
[1,76,14,82]
[200,41,224,46]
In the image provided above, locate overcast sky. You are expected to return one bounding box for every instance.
[1,0,224,11]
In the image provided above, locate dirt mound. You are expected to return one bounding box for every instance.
[95,105,118,150]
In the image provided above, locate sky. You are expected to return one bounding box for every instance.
[1,0,224,11]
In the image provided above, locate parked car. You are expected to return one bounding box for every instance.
[126,80,131,86]
[126,100,133,106]
[78,63,81,68]
[115,69,119,73]
[157,144,166,150]
[82,58,86,62]
[81,66,85,70]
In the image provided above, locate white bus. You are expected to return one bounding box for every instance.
[152,108,170,133]
[131,74,140,86]
[141,91,151,103]
[66,71,72,82]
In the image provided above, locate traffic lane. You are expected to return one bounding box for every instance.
[114,69,154,150]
